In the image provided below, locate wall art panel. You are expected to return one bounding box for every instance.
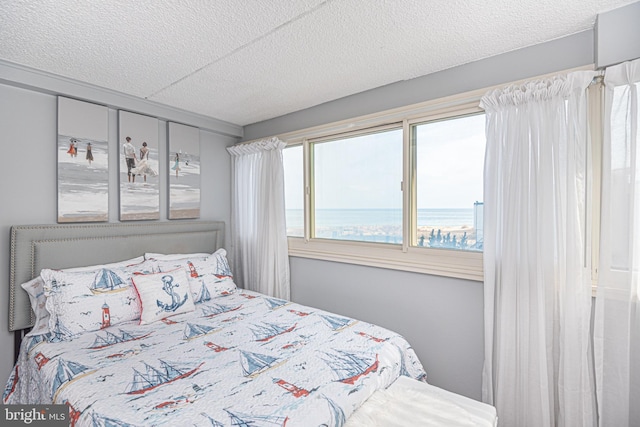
[168,122,200,219]
[119,111,160,220]
[57,97,109,223]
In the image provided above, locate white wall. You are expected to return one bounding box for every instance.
[0,82,236,385]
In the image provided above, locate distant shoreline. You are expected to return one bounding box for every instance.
[286,207,481,229]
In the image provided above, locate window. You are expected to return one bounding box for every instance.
[281,93,487,280]
[278,68,604,283]
[283,145,303,237]
[312,127,403,244]
[410,113,486,252]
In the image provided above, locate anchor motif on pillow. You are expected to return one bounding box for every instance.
[156,274,188,312]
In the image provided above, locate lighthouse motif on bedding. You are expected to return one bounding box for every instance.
[39,262,155,341]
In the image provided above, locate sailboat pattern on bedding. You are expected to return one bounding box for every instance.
[4,289,426,426]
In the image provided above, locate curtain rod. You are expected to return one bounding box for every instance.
[235,135,284,146]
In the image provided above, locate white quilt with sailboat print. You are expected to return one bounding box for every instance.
[5,289,426,426]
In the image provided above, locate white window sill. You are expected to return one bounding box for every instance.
[288,237,484,282]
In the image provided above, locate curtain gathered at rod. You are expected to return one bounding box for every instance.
[594,57,640,427]
[227,137,291,300]
[481,70,597,427]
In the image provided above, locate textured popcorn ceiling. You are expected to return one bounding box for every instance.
[0,0,635,126]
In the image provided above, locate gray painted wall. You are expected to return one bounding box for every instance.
[596,1,640,68]
[0,82,235,384]
[290,257,484,399]
[243,31,599,400]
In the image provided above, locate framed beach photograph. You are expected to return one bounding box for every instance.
[57,96,109,223]
[168,122,200,219]
[118,111,160,221]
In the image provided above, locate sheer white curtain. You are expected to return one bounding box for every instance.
[594,58,640,427]
[227,137,290,300]
[481,71,596,427]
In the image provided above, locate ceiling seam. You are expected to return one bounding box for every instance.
[145,0,333,100]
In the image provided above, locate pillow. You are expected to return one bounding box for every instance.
[144,252,210,261]
[41,260,157,341]
[63,256,145,273]
[22,256,145,337]
[132,268,195,325]
[21,277,50,336]
[156,249,237,303]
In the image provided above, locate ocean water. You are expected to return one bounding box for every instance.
[58,135,109,221]
[286,208,476,228]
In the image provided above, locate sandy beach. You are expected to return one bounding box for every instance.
[289,223,480,248]
[120,211,161,221]
[168,208,201,220]
[58,214,108,223]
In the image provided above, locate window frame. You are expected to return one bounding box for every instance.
[278,65,600,283]
[284,97,486,282]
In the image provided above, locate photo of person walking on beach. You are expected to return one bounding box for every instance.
[131,142,158,183]
[122,136,137,183]
[171,152,180,178]
[86,142,93,164]
[67,138,77,157]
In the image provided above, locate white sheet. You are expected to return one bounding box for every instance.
[345,376,498,427]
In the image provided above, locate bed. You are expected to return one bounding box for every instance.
[4,221,497,426]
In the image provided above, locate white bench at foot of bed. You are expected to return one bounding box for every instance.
[345,376,498,427]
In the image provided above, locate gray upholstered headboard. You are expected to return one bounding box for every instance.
[9,221,225,332]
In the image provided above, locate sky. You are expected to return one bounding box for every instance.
[119,110,159,152]
[168,121,200,159]
[283,113,486,210]
[58,97,108,141]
